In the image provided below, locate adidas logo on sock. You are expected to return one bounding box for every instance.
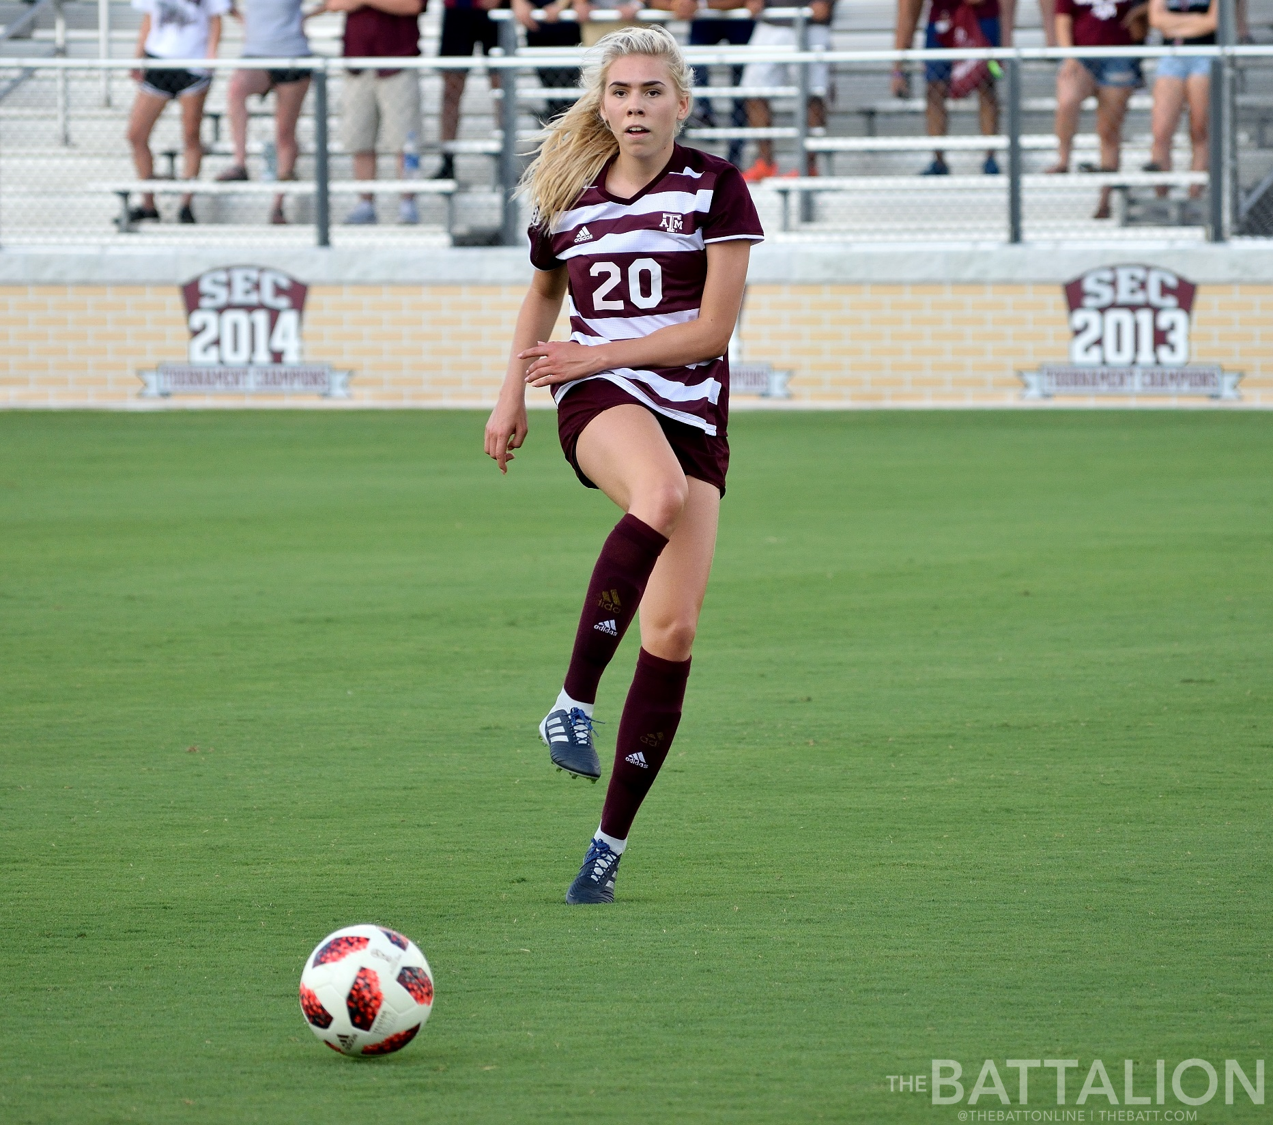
[624,751,648,768]
[574,225,593,243]
[593,619,618,636]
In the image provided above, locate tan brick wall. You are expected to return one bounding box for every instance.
[2,282,1269,408]
[743,283,1273,407]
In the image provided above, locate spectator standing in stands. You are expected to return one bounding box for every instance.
[126,0,229,224]
[573,0,642,48]
[216,0,312,225]
[512,0,581,125]
[1047,0,1148,217]
[326,0,426,224]
[1145,0,1217,199]
[892,0,1012,176]
[740,0,834,181]
[648,0,754,168]
[436,0,505,181]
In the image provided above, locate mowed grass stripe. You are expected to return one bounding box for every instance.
[0,410,1268,1124]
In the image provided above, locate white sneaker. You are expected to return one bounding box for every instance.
[345,199,377,225]
[398,198,419,225]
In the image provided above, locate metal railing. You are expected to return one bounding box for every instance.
[1,17,1270,247]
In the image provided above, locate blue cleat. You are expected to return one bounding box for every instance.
[565,838,623,904]
[983,154,1001,175]
[920,157,950,176]
[539,707,601,782]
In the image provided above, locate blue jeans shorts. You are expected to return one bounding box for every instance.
[924,17,1000,84]
[1155,54,1213,80]
[1080,56,1144,88]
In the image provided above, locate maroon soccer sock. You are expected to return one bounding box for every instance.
[562,514,669,705]
[599,648,691,840]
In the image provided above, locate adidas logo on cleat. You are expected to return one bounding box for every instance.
[593,619,618,636]
[574,226,593,243]
[624,751,649,769]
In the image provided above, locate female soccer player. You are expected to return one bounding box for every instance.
[484,25,762,905]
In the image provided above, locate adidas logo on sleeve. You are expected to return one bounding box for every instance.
[593,619,618,636]
[624,751,648,768]
[573,225,593,243]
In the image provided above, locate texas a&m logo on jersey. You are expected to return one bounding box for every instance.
[1020,264,1241,400]
[659,213,684,234]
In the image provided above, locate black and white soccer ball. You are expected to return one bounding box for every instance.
[299,924,434,1056]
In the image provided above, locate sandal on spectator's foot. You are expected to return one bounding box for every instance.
[270,202,287,225]
[920,158,950,176]
[1042,163,1068,174]
[1141,161,1163,172]
[216,165,248,182]
[179,204,196,224]
[127,206,160,223]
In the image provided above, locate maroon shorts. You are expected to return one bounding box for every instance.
[555,378,730,496]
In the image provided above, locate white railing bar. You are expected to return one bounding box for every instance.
[3,43,1272,73]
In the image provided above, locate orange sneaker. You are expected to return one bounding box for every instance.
[742,159,778,183]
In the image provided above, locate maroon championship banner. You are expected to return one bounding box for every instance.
[139,266,350,398]
[1020,264,1241,400]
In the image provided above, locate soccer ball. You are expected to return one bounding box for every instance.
[299,924,434,1056]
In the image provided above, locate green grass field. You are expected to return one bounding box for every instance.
[1,410,1269,1125]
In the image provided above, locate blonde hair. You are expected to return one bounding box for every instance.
[520,24,693,232]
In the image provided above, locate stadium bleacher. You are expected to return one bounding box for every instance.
[0,0,1271,245]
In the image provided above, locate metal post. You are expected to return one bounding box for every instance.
[1207,55,1224,240]
[498,17,521,247]
[793,6,811,222]
[54,0,69,145]
[98,0,111,106]
[1220,0,1238,235]
[1209,0,1234,240]
[1006,54,1022,243]
[313,64,330,247]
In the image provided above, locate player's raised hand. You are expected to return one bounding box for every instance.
[519,340,602,387]
[485,398,528,474]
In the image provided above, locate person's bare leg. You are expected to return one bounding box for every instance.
[554,404,687,712]
[1184,72,1210,198]
[1038,0,1057,45]
[178,87,209,207]
[638,478,719,663]
[979,78,999,161]
[1095,84,1131,169]
[274,77,309,179]
[126,90,168,211]
[746,98,774,166]
[1149,75,1184,196]
[926,80,949,164]
[227,69,271,169]
[1050,59,1093,171]
[272,77,309,212]
[575,405,690,538]
[805,95,825,174]
[441,70,467,146]
[353,150,376,204]
[1093,84,1132,216]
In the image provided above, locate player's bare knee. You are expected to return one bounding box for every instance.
[647,618,697,661]
[642,477,689,533]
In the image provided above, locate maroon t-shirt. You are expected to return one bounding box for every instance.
[529,145,764,439]
[344,4,423,76]
[928,0,1001,26]
[1054,0,1139,46]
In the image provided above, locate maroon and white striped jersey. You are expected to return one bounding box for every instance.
[529,145,763,437]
